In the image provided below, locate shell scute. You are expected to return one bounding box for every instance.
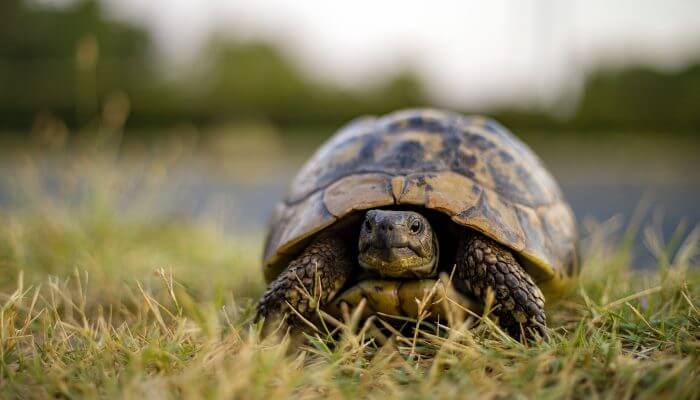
[323,174,394,218]
[264,109,578,283]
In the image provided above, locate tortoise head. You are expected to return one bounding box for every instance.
[358,210,438,278]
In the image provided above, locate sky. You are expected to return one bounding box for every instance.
[93,0,700,109]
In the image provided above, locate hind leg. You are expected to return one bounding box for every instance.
[256,235,354,330]
[455,233,546,340]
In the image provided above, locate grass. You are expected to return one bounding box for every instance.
[0,144,698,399]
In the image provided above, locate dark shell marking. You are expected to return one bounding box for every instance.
[263,109,577,285]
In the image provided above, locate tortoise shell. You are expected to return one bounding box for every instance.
[263,109,578,292]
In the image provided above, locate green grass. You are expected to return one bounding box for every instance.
[0,147,698,399]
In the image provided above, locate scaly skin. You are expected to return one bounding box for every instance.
[358,210,438,278]
[456,233,547,340]
[256,235,353,329]
[258,209,547,341]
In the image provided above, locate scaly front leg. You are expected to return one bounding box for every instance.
[256,235,354,331]
[456,233,547,340]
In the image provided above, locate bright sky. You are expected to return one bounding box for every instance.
[99,0,700,109]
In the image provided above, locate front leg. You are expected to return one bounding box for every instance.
[456,233,546,340]
[256,234,353,330]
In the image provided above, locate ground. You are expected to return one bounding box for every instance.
[0,145,698,399]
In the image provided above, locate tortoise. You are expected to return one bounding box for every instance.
[256,108,578,339]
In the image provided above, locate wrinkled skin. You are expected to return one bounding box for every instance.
[256,210,547,340]
[358,210,438,278]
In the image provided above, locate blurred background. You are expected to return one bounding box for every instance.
[1,0,699,268]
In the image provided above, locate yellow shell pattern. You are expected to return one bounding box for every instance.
[263,109,578,295]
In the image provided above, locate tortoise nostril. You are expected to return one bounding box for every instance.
[387,224,393,231]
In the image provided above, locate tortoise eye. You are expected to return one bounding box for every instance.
[364,220,372,231]
[410,220,422,234]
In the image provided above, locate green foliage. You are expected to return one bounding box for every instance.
[0,0,427,132]
[573,64,700,131]
[185,40,424,127]
[0,0,155,127]
[2,0,699,135]
[0,0,150,60]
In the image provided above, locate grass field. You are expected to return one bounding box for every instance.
[0,145,698,399]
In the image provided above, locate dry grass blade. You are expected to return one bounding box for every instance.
[0,148,698,398]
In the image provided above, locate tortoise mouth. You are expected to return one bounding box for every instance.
[358,246,437,278]
[326,276,481,322]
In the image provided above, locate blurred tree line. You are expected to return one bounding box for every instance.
[0,0,698,136]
